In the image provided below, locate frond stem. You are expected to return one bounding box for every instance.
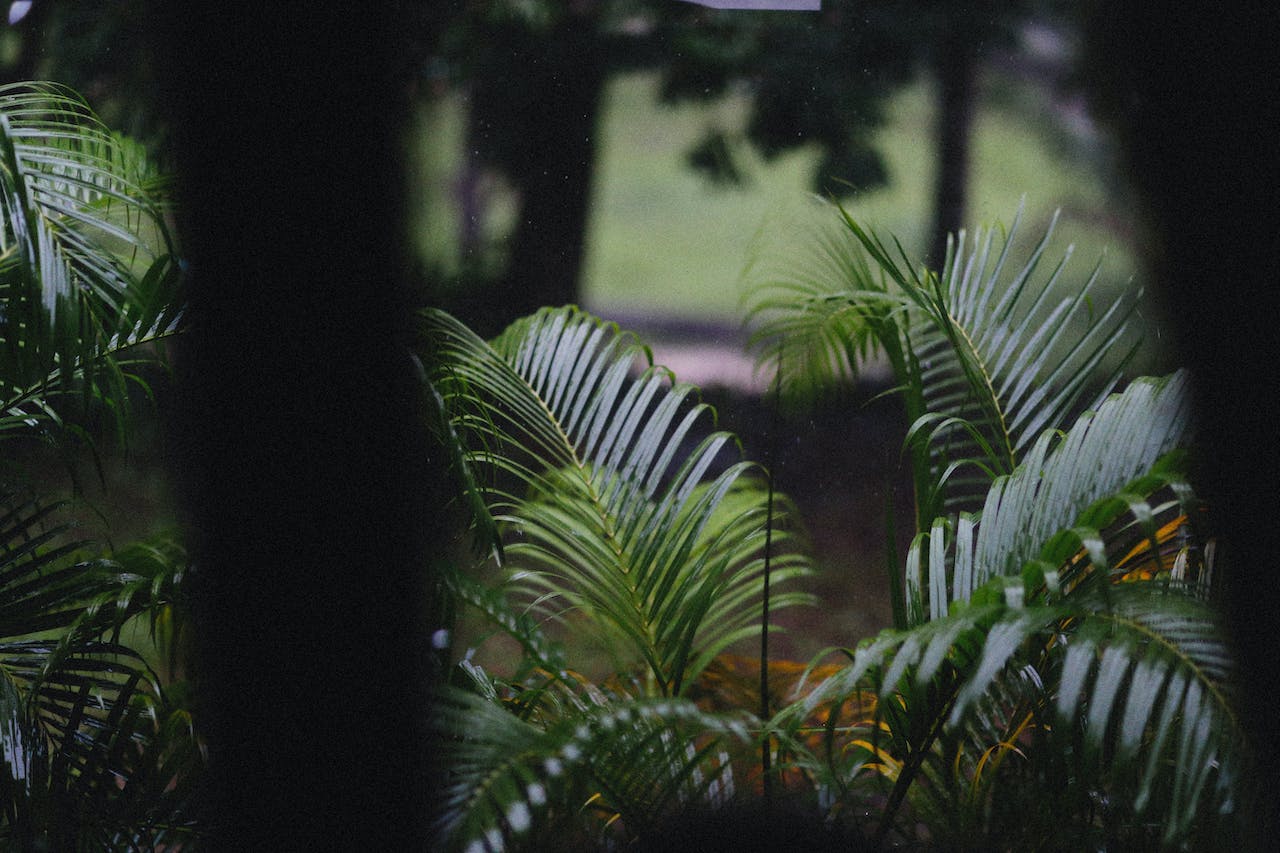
[935,307,1016,473]
[872,677,961,849]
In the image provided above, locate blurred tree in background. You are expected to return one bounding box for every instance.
[2,0,165,149]
[659,1,916,192]
[433,1,618,334]
[426,1,1092,333]
[655,0,1093,268]
[6,1,1101,335]
[430,0,922,334]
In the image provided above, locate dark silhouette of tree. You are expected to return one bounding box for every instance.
[656,1,917,193]
[450,3,611,334]
[429,1,923,335]
[1081,3,1280,845]
[428,1,1087,331]
[925,11,983,266]
[154,3,441,846]
[669,2,1107,268]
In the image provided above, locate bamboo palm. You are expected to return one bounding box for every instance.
[782,574,1238,847]
[765,370,1229,845]
[432,685,750,852]
[1,492,199,847]
[424,306,814,850]
[748,200,1140,529]
[422,305,811,696]
[751,203,1235,845]
[1,82,195,846]
[907,370,1193,622]
[0,81,180,443]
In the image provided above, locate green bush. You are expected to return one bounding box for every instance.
[1,82,197,849]
[426,202,1239,850]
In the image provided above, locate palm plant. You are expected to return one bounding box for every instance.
[422,305,812,849]
[1,496,199,848]
[749,201,1240,847]
[1,81,181,445]
[748,202,1139,540]
[1,83,197,847]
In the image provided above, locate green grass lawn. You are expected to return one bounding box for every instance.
[415,68,1174,375]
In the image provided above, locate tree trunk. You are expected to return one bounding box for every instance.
[502,52,605,320]
[928,30,978,269]
[460,8,607,336]
[1084,4,1280,845]
[154,5,438,846]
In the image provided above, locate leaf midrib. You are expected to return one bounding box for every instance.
[930,305,1017,474]
[506,352,656,648]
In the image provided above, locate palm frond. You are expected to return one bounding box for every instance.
[908,371,1193,622]
[432,686,750,852]
[446,569,566,679]
[743,199,904,399]
[1,491,200,846]
[0,81,181,442]
[787,578,1238,847]
[422,306,812,696]
[747,201,1142,522]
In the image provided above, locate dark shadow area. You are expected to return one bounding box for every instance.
[701,380,913,656]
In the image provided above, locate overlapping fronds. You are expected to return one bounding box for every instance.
[748,200,1141,521]
[782,577,1238,848]
[907,370,1193,623]
[0,82,181,441]
[749,200,1230,843]
[1,491,200,847]
[446,570,567,681]
[744,201,902,397]
[0,82,195,846]
[757,361,1228,845]
[432,687,750,852]
[422,306,811,695]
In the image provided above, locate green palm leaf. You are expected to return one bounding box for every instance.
[432,686,750,852]
[423,306,812,695]
[787,579,1238,847]
[770,368,1229,845]
[0,82,194,846]
[744,202,902,397]
[0,81,180,442]
[1,491,199,846]
[748,201,1141,523]
[908,370,1193,622]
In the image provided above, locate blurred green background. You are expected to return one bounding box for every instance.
[413,64,1172,375]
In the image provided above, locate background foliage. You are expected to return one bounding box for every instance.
[0,81,196,848]
[423,203,1237,849]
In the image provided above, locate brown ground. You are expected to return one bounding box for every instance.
[696,379,912,663]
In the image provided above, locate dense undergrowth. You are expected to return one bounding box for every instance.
[424,203,1238,849]
[1,82,1243,851]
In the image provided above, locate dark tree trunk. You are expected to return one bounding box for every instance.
[1084,4,1280,846]
[154,5,439,847]
[459,7,607,337]
[502,50,605,319]
[928,30,978,269]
